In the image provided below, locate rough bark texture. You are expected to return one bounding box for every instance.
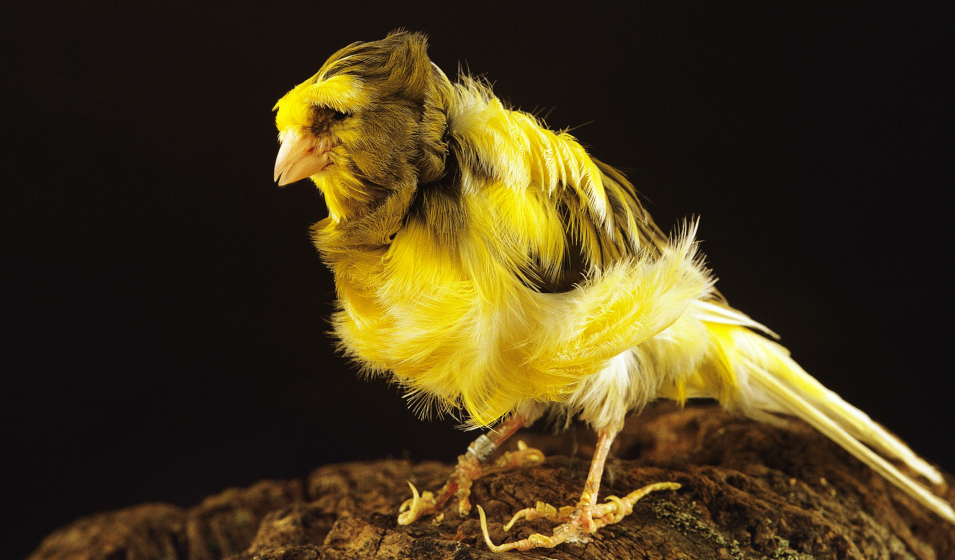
[28,403,955,560]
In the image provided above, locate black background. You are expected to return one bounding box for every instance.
[4,3,954,558]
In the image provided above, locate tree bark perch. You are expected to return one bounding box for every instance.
[27,403,955,560]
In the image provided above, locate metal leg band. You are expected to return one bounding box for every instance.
[467,434,497,462]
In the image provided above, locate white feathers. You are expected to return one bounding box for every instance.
[565,350,644,431]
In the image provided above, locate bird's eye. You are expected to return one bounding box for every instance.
[331,110,350,121]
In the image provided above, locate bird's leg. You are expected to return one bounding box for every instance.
[398,412,545,525]
[478,426,680,552]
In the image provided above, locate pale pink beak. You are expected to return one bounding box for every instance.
[274,127,333,186]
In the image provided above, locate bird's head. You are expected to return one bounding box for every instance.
[273,31,453,222]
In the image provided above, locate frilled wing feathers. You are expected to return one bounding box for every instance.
[444,78,668,285]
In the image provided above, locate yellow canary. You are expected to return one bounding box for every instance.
[273,31,954,551]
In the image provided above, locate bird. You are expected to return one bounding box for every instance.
[272,31,955,552]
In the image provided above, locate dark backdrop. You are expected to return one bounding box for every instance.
[4,3,953,558]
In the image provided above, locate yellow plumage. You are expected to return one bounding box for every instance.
[273,31,954,549]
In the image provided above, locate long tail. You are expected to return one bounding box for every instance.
[697,301,955,524]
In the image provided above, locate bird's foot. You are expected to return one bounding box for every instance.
[398,441,545,525]
[478,481,681,552]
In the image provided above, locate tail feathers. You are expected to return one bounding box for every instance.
[746,359,955,524]
[707,321,954,524]
[745,333,943,486]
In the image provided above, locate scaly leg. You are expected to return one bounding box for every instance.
[478,425,680,552]
[398,412,545,525]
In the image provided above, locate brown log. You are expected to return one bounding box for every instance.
[27,403,955,560]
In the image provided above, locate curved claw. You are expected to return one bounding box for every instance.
[398,481,419,514]
[478,505,568,552]
[503,506,536,532]
[508,441,546,466]
[486,442,546,476]
[604,495,628,523]
[477,506,500,551]
[516,440,546,464]
[397,482,437,525]
[479,506,525,553]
